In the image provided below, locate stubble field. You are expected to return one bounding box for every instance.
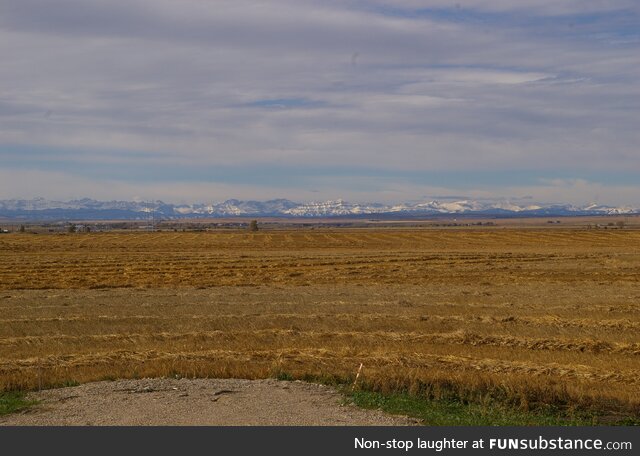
[1,228,639,420]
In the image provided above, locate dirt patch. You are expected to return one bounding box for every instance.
[0,378,418,426]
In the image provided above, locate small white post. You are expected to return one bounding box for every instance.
[352,363,363,390]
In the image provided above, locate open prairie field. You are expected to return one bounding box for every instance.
[1,229,639,419]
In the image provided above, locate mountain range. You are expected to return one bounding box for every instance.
[0,198,637,220]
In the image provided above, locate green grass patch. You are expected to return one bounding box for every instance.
[274,371,295,382]
[345,390,629,426]
[0,391,37,416]
[274,372,638,425]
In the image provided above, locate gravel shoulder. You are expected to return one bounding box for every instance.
[0,378,418,426]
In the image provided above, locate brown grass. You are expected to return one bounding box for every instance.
[0,229,639,415]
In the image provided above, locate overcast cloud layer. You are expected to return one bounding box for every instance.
[1,0,639,205]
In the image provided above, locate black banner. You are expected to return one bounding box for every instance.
[1,426,638,456]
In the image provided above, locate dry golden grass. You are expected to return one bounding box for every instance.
[0,229,639,415]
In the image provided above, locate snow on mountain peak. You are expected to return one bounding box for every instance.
[0,197,637,219]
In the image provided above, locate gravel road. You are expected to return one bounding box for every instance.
[0,378,418,426]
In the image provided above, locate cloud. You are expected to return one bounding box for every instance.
[1,167,638,207]
[352,0,640,16]
[0,0,639,204]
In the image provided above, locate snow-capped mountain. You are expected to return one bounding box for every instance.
[0,198,637,220]
[283,199,390,217]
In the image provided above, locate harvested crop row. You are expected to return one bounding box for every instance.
[1,229,639,416]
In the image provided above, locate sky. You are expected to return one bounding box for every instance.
[0,0,639,206]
